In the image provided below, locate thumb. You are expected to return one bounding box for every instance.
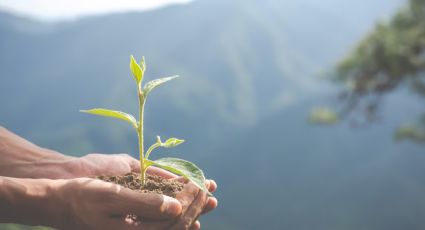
[129,158,140,173]
[115,189,182,220]
[119,154,140,173]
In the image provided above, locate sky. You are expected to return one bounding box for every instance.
[0,0,193,21]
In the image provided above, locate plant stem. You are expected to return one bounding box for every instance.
[138,87,146,185]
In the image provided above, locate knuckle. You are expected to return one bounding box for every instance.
[118,153,130,157]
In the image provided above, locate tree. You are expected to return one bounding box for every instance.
[330,0,425,143]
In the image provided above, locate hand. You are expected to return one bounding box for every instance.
[170,180,208,230]
[52,177,183,230]
[0,127,218,229]
[53,177,216,230]
[70,153,140,177]
[148,167,218,230]
[0,175,216,230]
[24,150,219,227]
[68,158,218,230]
[72,154,219,218]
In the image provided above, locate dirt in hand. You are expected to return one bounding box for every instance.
[98,172,184,198]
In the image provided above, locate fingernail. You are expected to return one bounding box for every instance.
[163,196,182,216]
[210,197,218,208]
[210,179,217,187]
[207,179,217,192]
[193,220,201,230]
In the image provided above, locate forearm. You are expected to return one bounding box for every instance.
[0,126,78,179]
[0,126,142,179]
[0,176,65,228]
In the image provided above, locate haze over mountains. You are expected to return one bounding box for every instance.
[2,0,424,229]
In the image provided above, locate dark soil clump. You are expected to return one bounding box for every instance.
[98,172,184,198]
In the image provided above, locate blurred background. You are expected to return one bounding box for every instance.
[1,0,424,229]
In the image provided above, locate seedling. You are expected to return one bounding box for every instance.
[81,55,209,194]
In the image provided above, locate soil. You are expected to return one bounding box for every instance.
[98,172,184,198]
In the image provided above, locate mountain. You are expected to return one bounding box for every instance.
[0,0,405,154]
[0,0,405,127]
[2,0,423,229]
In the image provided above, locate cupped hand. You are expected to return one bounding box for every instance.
[52,177,182,230]
[53,177,216,230]
[69,154,218,229]
[147,167,218,230]
[66,153,218,215]
[146,167,218,215]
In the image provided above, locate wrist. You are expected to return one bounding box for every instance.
[0,127,79,179]
[0,177,67,228]
[43,178,73,228]
[0,154,80,179]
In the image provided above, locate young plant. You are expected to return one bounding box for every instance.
[80,55,209,194]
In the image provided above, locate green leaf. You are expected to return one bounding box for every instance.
[142,76,179,98]
[80,108,138,129]
[308,107,339,125]
[130,55,144,84]
[146,158,210,195]
[162,138,185,148]
[139,56,146,74]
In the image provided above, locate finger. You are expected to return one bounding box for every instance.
[175,182,200,212]
[82,153,135,176]
[201,197,218,214]
[172,190,207,230]
[207,180,217,193]
[184,190,207,221]
[146,166,177,179]
[175,176,189,184]
[99,218,142,230]
[190,220,201,230]
[107,216,173,230]
[120,215,173,230]
[118,154,140,173]
[127,157,140,173]
[115,188,182,220]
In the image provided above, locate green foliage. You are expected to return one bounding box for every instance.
[143,76,179,99]
[395,124,425,143]
[80,108,138,129]
[162,137,185,148]
[146,158,210,195]
[129,55,145,85]
[308,107,339,125]
[336,0,425,93]
[331,0,425,143]
[81,55,208,193]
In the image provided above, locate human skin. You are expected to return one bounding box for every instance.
[0,127,217,229]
